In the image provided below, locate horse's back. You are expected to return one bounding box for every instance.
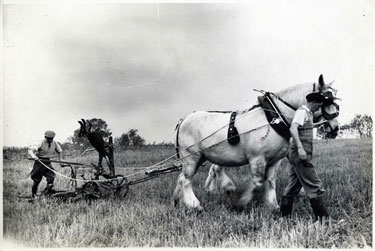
[176,109,289,165]
[176,111,228,149]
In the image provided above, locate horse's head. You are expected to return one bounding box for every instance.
[312,75,340,139]
[276,74,340,139]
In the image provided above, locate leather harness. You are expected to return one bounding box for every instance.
[227,111,240,145]
[258,92,296,139]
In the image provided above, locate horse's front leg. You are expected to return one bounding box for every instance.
[263,160,281,212]
[98,153,103,167]
[237,156,266,208]
[172,156,203,211]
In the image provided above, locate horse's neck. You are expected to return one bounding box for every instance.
[273,83,312,123]
[276,83,312,108]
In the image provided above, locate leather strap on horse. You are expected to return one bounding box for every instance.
[175,119,184,159]
[227,111,240,145]
[258,93,293,139]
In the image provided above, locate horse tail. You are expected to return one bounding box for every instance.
[174,118,184,159]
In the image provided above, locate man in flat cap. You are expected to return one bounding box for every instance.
[28,130,63,198]
[280,92,329,221]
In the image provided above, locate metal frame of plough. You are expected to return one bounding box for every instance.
[45,159,181,202]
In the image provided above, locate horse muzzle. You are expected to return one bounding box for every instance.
[325,128,338,139]
[324,120,339,139]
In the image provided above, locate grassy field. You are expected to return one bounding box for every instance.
[2,138,372,248]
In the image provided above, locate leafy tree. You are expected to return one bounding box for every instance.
[70,118,112,148]
[116,129,145,148]
[345,114,373,138]
[316,114,373,139]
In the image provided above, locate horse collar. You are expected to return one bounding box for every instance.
[257,93,292,139]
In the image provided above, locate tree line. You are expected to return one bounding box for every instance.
[341,114,372,138]
[317,114,372,139]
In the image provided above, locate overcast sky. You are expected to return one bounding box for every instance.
[3,1,374,147]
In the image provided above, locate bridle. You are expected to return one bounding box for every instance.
[314,92,340,122]
[321,102,340,120]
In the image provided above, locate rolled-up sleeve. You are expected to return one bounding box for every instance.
[55,142,62,153]
[28,141,41,158]
[292,109,307,126]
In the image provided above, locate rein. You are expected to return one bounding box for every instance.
[264,93,291,128]
[268,92,298,111]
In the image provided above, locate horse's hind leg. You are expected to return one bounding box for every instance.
[172,155,204,210]
[205,164,237,194]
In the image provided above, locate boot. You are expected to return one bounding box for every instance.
[280,196,294,217]
[310,197,329,221]
[31,181,40,198]
[42,183,54,195]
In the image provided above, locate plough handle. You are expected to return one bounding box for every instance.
[28,158,86,166]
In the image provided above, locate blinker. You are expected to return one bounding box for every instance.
[322,91,335,105]
[322,102,339,120]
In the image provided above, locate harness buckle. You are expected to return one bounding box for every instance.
[270,118,281,124]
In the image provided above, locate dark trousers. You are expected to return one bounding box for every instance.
[283,142,325,199]
[30,159,56,196]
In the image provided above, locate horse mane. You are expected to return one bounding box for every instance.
[275,82,314,107]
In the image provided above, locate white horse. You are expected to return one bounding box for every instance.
[173,75,339,211]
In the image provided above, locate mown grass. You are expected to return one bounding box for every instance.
[2,138,372,248]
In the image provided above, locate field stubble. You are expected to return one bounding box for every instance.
[2,139,372,248]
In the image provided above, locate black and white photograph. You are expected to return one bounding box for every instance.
[2,0,373,248]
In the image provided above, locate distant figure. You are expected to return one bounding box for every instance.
[28,130,63,197]
[280,92,329,221]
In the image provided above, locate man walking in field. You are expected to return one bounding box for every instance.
[280,92,329,221]
[28,130,63,198]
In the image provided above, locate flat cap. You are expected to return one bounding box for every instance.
[306,92,327,103]
[44,130,56,138]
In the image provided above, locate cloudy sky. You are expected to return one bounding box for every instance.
[3,1,374,147]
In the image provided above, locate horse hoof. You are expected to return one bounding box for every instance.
[229,203,245,213]
[172,199,179,208]
[270,206,280,215]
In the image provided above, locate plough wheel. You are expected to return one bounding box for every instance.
[114,175,130,198]
[82,181,102,200]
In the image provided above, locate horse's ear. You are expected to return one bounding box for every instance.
[78,121,84,137]
[88,121,92,132]
[318,74,325,88]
